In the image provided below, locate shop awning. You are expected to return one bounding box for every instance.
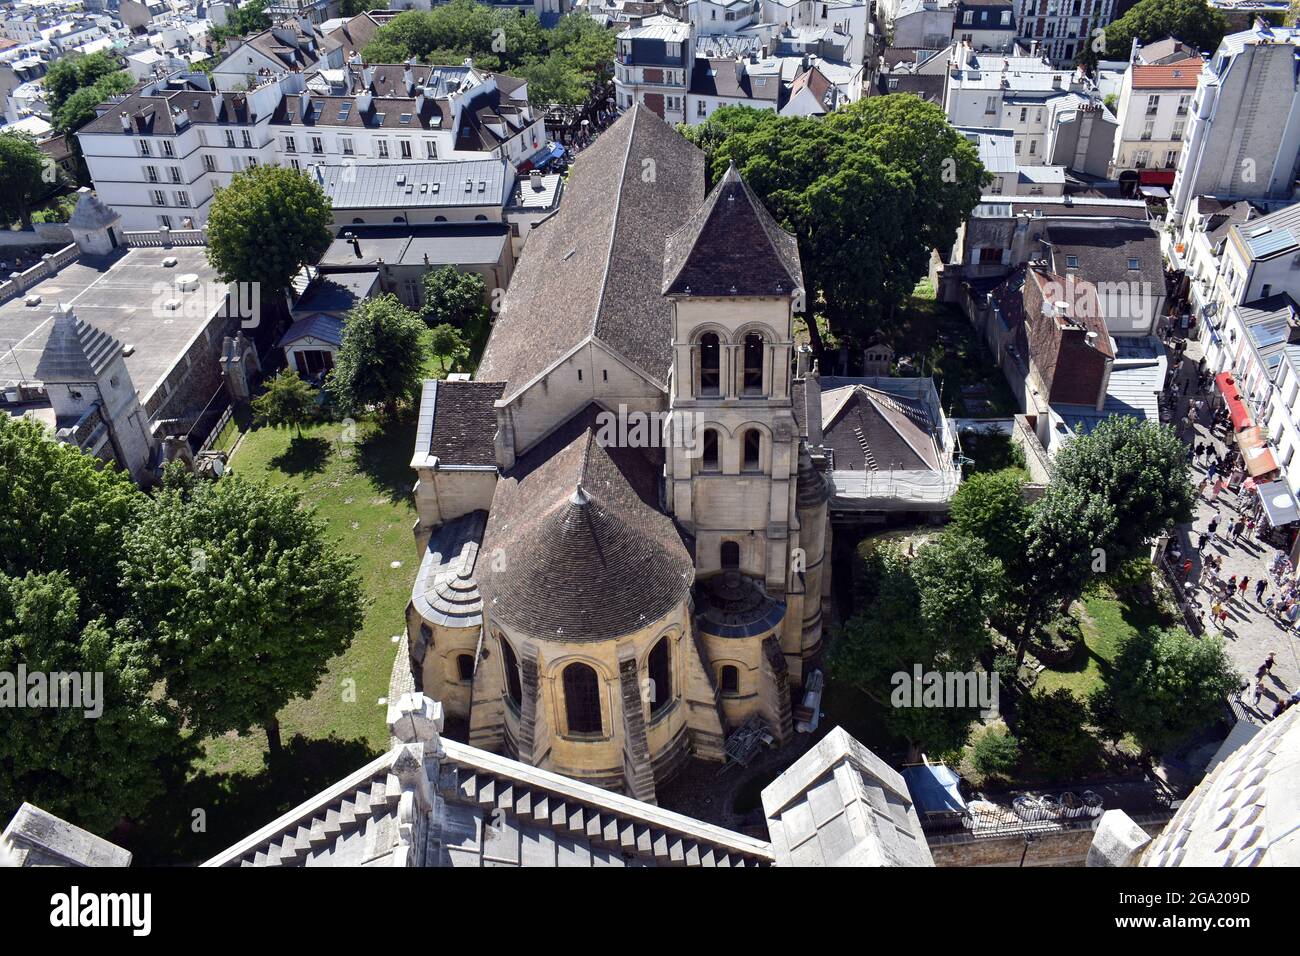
[1139,185,1171,199]
[1139,169,1176,186]
[1258,478,1300,527]
[1216,373,1254,431]
[1236,425,1279,477]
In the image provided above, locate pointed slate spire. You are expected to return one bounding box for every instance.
[662,161,803,297]
[32,305,125,383]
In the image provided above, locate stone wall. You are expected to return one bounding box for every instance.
[927,818,1168,867]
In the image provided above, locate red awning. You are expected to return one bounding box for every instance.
[1216,373,1254,431]
[1139,169,1176,186]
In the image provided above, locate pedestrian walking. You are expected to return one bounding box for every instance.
[1211,600,1224,626]
[1257,653,1277,680]
[1181,558,1194,579]
[1197,531,1209,551]
[1208,515,1220,535]
[1256,578,1268,602]
[1232,518,1247,542]
[1239,576,1251,598]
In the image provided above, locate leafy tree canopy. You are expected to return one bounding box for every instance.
[1091,628,1239,753]
[0,571,183,833]
[205,164,333,293]
[681,96,987,348]
[208,0,272,45]
[1085,0,1228,67]
[327,294,429,416]
[252,369,319,435]
[0,415,140,620]
[360,1,613,106]
[120,465,365,757]
[43,51,127,118]
[1050,416,1195,571]
[0,133,55,229]
[832,533,1003,756]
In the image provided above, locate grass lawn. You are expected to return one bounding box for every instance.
[121,411,422,864]
[1035,586,1172,700]
[893,279,1019,417]
[196,414,419,775]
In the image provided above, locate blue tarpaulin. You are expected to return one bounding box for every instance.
[901,764,967,815]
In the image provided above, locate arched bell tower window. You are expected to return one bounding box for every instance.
[699,332,721,397]
[647,637,671,715]
[563,662,603,735]
[742,429,761,471]
[456,654,475,682]
[743,332,765,394]
[701,428,719,471]
[499,636,522,708]
[721,540,740,570]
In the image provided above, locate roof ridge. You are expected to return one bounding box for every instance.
[589,104,641,341]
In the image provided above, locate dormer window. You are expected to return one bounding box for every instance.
[1065,255,1079,269]
[1127,258,1140,270]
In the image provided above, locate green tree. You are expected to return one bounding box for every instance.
[1085,0,1228,68]
[252,369,318,435]
[428,323,468,372]
[970,724,1021,779]
[949,468,1031,574]
[1050,416,1195,572]
[831,533,1003,758]
[43,51,127,118]
[0,415,140,619]
[120,466,364,759]
[53,71,133,134]
[209,0,271,44]
[421,265,486,328]
[1092,628,1239,754]
[328,294,429,416]
[205,164,333,300]
[0,571,183,834]
[1016,688,1097,778]
[682,96,987,352]
[0,133,53,229]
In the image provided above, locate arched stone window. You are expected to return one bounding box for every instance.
[647,637,671,715]
[719,665,739,695]
[721,540,740,570]
[743,332,765,394]
[701,428,719,471]
[699,332,721,396]
[563,662,603,734]
[742,429,761,471]
[456,654,475,682]
[499,636,522,708]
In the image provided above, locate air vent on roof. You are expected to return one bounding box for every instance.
[396,173,406,185]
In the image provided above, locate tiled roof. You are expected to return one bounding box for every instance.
[416,378,504,467]
[412,510,487,630]
[278,312,343,348]
[30,307,123,383]
[663,163,803,297]
[478,404,693,642]
[1143,706,1300,867]
[820,384,941,472]
[1044,221,1163,290]
[1131,57,1202,89]
[476,105,706,398]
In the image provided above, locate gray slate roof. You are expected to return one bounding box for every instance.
[476,104,707,398]
[278,312,343,349]
[416,378,504,467]
[663,163,803,297]
[315,159,509,210]
[479,403,693,642]
[67,189,120,230]
[31,307,123,383]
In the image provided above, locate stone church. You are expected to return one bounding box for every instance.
[404,104,833,802]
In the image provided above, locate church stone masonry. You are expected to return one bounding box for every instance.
[404,104,832,802]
